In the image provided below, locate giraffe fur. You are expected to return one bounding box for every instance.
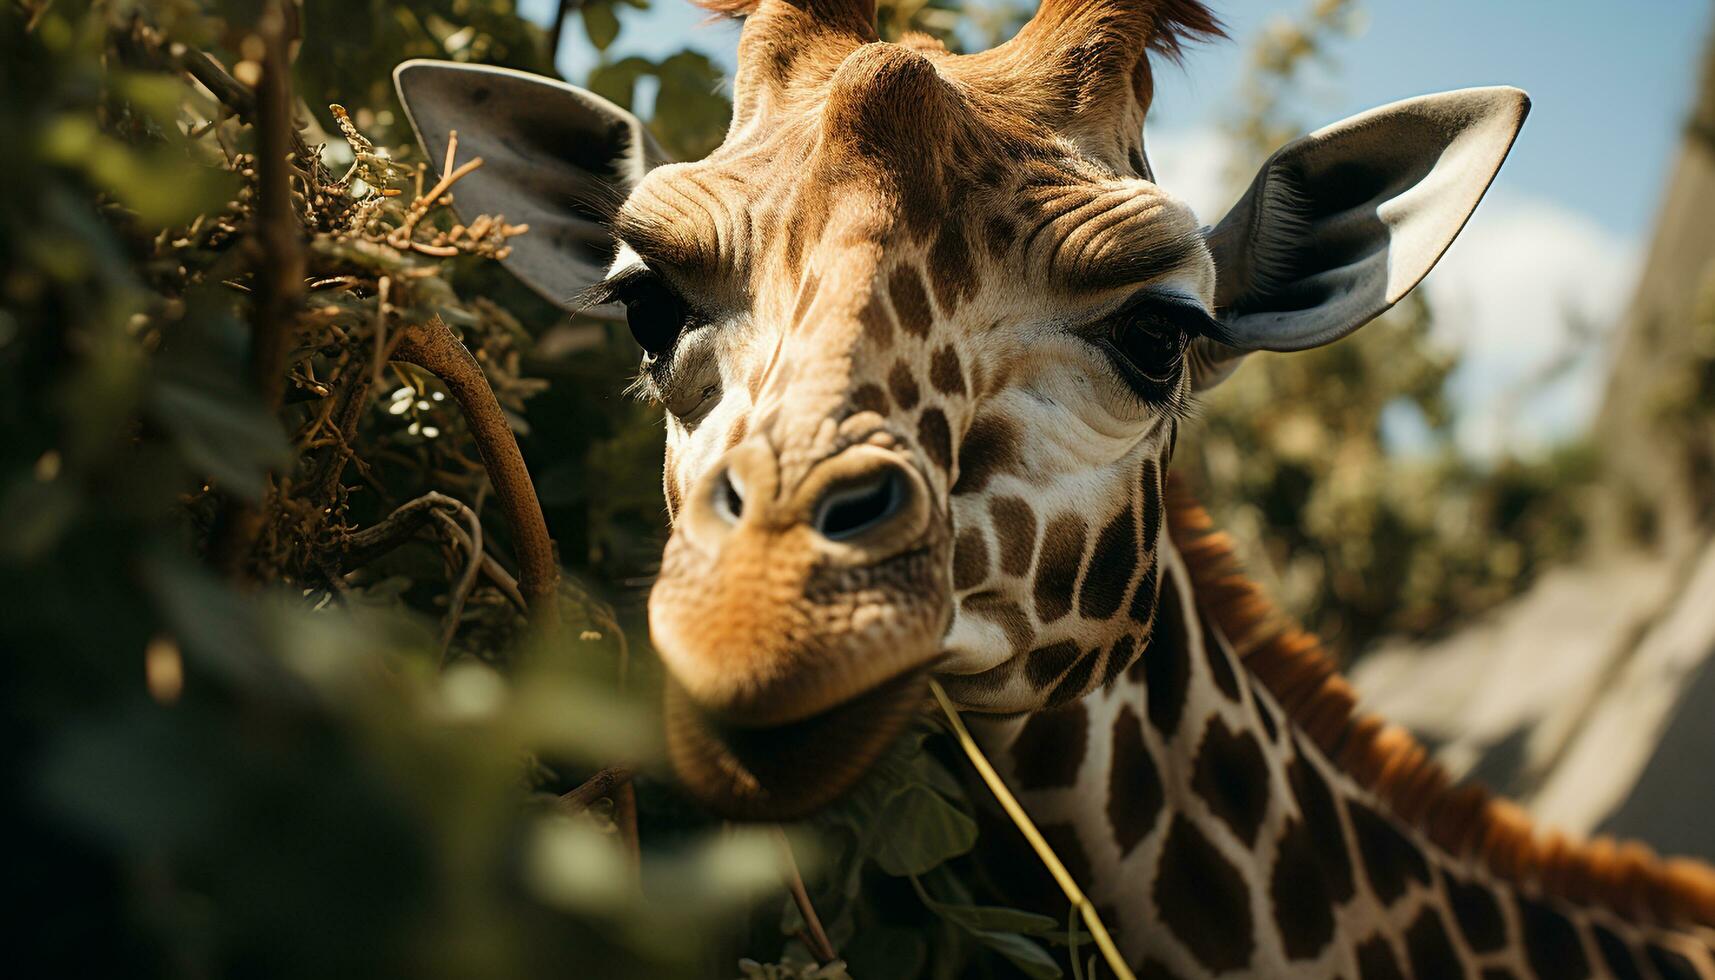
[389,1,1715,974]
[971,482,1715,976]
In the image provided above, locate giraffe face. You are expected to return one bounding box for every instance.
[396,2,1530,821]
[607,37,1220,817]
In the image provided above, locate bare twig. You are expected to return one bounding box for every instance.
[558,767,633,813]
[339,490,527,615]
[774,827,837,966]
[387,132,484,251]
[372,275,390,392]
[392,316,560,631]
[431,508,483,662]
[211,0,304,579]
[546,0,583,68]
[246,0,303,415]
[176,44,256,116]
[612,781,640,872]
[436,515,528,613]
[930,679,1135,980]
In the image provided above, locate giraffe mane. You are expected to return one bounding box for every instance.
[1167,474,1715,932]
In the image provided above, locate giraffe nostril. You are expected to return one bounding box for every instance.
[814,468,906,542]
[712,468,745,525]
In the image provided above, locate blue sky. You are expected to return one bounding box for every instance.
[517,0,1712,454]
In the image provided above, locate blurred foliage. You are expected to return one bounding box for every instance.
[1180,0,1598,653]
[2,0,1633,977]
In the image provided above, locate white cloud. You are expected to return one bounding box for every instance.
[1422,194,1640,457]
[1147,125,1642,458]
[1144,125,1237,225]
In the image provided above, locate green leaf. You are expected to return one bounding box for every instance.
[583,1,621,52]
[871,784,976,876]
[970,930,1061,979]
[927,902,1060,936]
[585,56,653,112]
[909,874,1060,936]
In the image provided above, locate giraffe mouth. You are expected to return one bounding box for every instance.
[664,666,930,820]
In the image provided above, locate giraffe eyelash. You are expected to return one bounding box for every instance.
[576,265,654,312]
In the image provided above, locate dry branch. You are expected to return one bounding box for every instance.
[558,767,634,813]
[930,679,1134,980]
[431,508,484,662]
[391,316,560,631]
[775,827,838,966]
[248,0,304,414]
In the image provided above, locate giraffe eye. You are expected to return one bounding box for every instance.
[1110,318,1188,383]
[1088,294,1215,404]
[619,274,690,357]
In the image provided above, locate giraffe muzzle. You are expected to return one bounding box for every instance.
[649,440,953,817]
[681,441,932,559]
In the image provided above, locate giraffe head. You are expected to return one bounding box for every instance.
[396,0,1526,818]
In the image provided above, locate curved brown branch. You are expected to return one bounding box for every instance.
[431,508,484,662]
[392,316,560,631]
[338,491,527,627]
[558,767,634,813]
[774,827,837,965]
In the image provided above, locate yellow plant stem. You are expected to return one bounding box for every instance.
[929,679,1136,980]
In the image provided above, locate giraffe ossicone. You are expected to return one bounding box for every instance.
[396,1,1715,974]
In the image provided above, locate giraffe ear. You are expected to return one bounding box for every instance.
[1193,86,1529,388]
[392,60,669,317]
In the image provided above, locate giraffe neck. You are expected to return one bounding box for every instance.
[970,527,1715,978]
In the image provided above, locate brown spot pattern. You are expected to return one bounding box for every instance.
[1190,717,1271,848]
[1039,821,1092,887]
[954,414,1021,496]
[1140,458,1163,552]
[850,383,890,416]
[1349,800,1431,905]
[1101,633,1137,688]
[929,345,966,396]
[1201,612,1242,702]
[1024,641,1080,689]
[1254,691,1279,743]
[1107,704,1163,856]
[1516,895,1591,979]
[1009,701,1087,791]
[1404,906,1463,978]
[927,223,975,314]
[1646,945,1700,980]
[952,527,989,591]
[888,264,933,337]
[1286,750,1355,903]
[1134,960,1184,980]
[1591,923,1644,980]
[917,407,952,471]
[989,495,1037,576]
[986,214,1017,254]
[858,298,894,349]
[887,361,921,411]
[1269,819,1336,960]
[1134,571,1190,739]
[1045,649,1100,706]
[1442,868,1507,954]
[1033,513,1088,622]
[1128,560,1159,624]
[1356,935,1406,980]
[1154,815,1253,974]
[1078,502,1137,621]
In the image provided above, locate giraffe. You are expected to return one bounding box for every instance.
[392,0,1715,974]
